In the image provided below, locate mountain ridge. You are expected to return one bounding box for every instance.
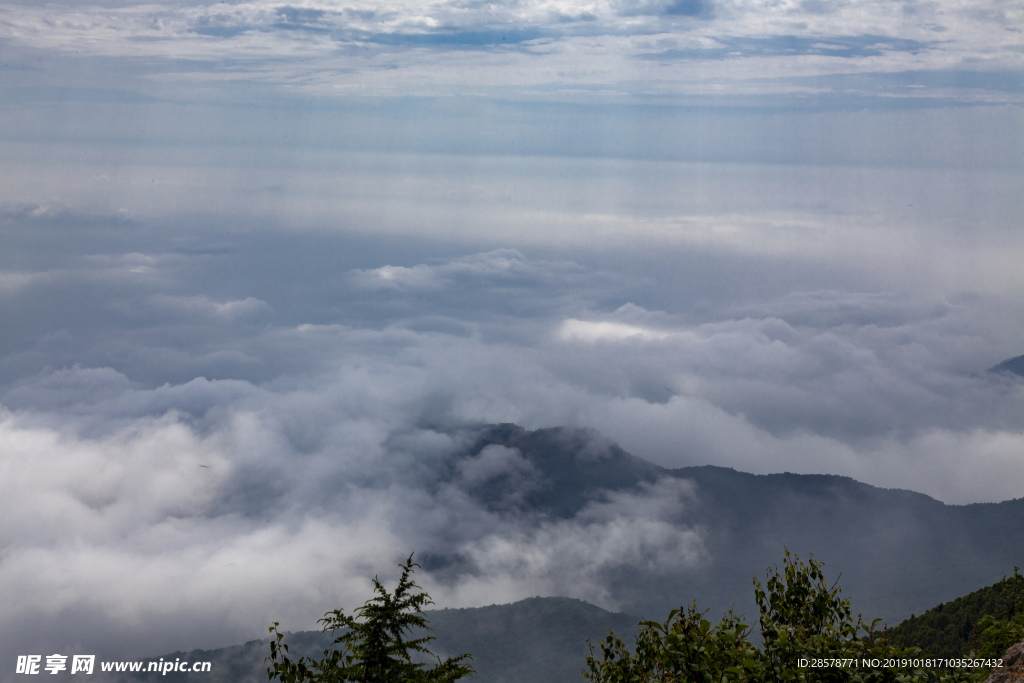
[106,597,642,683]
[990,354,1024,378]
[424,423,1024,624]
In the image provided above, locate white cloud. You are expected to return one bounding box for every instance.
[351,250,539,290]
[152,295,271,318]
[558,318,673,342]
[0,271,39,294]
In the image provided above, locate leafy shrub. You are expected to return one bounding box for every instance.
[582,602,758,683]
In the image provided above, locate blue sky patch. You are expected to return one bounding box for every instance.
[640,34,930,60]
[190,25,252,38]
[273,5,332,32]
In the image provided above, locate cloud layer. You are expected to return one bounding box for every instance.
[1,215,1022,670]
[0,0,1020,103]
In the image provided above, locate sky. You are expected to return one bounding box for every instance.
[0,0,1023,673]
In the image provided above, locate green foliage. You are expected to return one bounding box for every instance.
[975,568,1024,660]
[975,612,1024,661]
[584,549,991,683]
[583,603,759,683]
[889,567,1024,658]
[267,555,474,683]
[754,548,851,642]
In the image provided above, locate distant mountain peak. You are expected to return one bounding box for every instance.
[989,354,1024,377]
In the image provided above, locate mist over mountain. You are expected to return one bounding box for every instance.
[372,423,1024,625]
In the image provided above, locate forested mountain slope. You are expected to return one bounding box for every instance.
[889,570,1024,657]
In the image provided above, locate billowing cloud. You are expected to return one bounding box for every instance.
[0,384,709,666]
[558,318,673,342]
[450,478,705,607]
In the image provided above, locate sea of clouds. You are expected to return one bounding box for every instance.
[1,204,1023,664]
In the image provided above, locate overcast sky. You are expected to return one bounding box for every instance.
[1,0,1022,673]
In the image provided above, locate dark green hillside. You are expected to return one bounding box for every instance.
[889,569,1024,657]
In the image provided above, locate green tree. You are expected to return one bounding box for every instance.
[584,549,987,683]
[267,554,474,683]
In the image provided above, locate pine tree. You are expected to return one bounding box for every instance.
[268,555,473,683]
